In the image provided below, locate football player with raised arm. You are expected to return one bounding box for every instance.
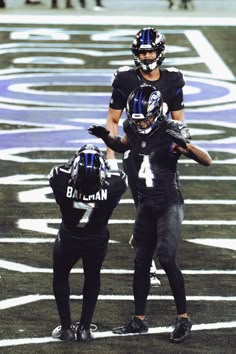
[88,86,212,343]
[106,27,187,285]
[49,144,127,342]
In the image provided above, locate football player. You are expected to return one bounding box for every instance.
[49,144,127,342]
[88,85,212,343]
[106,27,186,286]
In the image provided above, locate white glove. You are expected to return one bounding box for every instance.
[106,159,119,170]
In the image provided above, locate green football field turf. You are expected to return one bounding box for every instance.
[0,19,235,353]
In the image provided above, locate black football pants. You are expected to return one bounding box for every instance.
[53,234,107,329]
[133,203,187,316]
[123,150,139,208]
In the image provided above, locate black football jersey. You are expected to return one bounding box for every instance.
[109,66,185,114]
[49,165,127,239]
[123,119,183,208]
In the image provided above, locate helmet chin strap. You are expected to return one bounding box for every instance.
[140,60,158,72]
[138,126,152,135]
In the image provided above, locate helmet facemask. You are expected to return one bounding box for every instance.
[131,28,166,72]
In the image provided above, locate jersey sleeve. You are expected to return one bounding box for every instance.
[166,69,185,112]
[107,169,128,204]
[48,166,59,192]
[49,164,70,205]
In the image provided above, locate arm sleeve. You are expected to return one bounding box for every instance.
[104,135,130,153]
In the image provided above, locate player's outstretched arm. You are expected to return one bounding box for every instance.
[176,143,212,166]
[88,125,129,153]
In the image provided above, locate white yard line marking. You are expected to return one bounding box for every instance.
[184,30,235,80]
[0,294,236,311]
[1,320,236,346]
[0,238,55,243]
[16,187,236,204]
[121,199,236,205]
[0,259,235,275]
[16,219,236,237]
[0,148,236,164]
[181,176,236,180]
[187,238,236,251]
[183,220,236,225]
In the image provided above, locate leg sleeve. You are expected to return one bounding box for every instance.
[133,246,153,316]
[79,245,107,329]
[52,234,79,329]
[156,204,187,314]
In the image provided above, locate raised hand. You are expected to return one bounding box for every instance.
[88,125,110,139]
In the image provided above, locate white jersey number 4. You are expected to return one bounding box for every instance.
[138,155,154,188]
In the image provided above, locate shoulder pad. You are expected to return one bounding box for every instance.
[49,164,70,179]
[162,68,185,87]
[112,66,133,85]
[108,169,128,190]
[116,66,132,73]
[165,67,180,73]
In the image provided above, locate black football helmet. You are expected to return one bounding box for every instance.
[71,144,108,195]
[126,85,165,135]
[131,28,166,72]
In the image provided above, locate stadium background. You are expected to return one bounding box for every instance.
[0,1,235,353]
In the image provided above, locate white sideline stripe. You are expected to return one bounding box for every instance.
[0,260,235,275]
[0,321,236,346]
[0,294,236,310]
[1,15,236,27]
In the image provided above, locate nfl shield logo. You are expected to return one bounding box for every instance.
[141,141,146,148]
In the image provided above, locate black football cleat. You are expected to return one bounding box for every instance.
[170,317,192,343]
[76,325,94,341]
[51,325,75,341]
[112,316,148,334]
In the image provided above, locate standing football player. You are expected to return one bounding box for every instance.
[88,85,212,343]
[49,144,127,342]
[106,27,187,286]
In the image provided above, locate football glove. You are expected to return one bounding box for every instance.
[166,122,191,149]
[88,125,110,139]
[175,121,191,140]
